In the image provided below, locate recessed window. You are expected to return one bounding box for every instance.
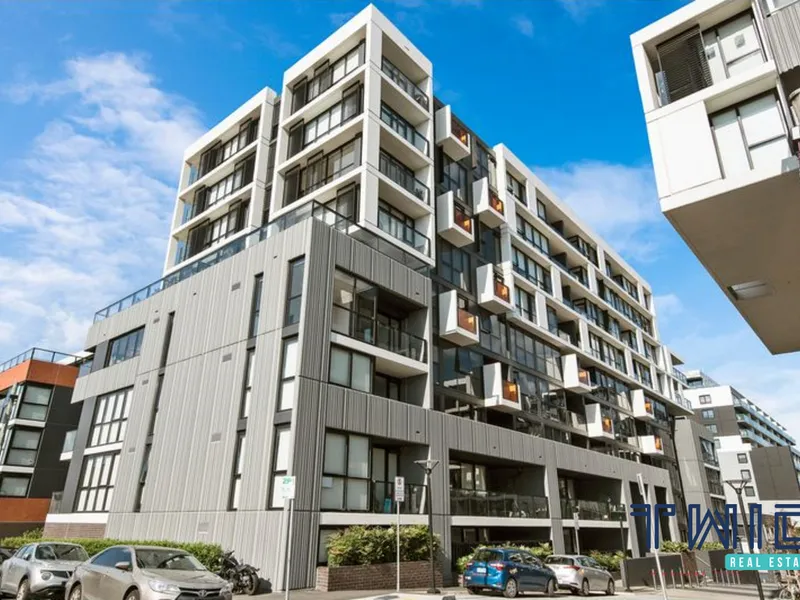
[107,327,144,367]
[744,486,756,497]
[285,257,306,326]
[90,388,131,447]
[741,469,752,480]
[228,433,246,511]
[18,384,52,421]
[706,424,718,434]
[269,427,291,508]
[0,475,30,497]
[699,394,712,405]
[249,274,264,338]
[737,453,748,464]
[240,349,255,419]
[76,452,120,512]
[702,409,715,420]
[321,431,369,511]
[6,429,41,467]
[329,346,372,393]
[278,338,299,411]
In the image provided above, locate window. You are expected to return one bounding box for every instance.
[278,338,299,411]
[516,215,549,255]
[89,388,131,447]
[76,452,120,512]
[536,199,547,221]
[744,486,756,497]
[699,394,712,405]
[17,384,52,421]
[91,547,132,568]
[249,274,264,338]
[0,475,30,497]
[228,433,246,510]
[295,41,365,111]
[106,327,144,366]
[5,429,40,466]
[741,469,752,480]
[702,409,715,420]
[321,431,370,511]
[438,241,472,292]
[515,287,536,323]
[329,346,372,393]
[300,86,362,151]
[372,373,400,401]
[160,312,175,368]
[269,427,291,508]
[737,453,748,464]
[441,153,468,201]
[285,258,306,326]
[706,424,718,434]
[512,247,552,293]
[507,326,562,380]
[240,349,255,419]
[507,173,525,203]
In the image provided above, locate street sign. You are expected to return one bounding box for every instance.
[280,475,296,500]
[573,511,580,531]
[394,476,405,503]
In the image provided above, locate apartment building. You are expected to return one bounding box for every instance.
[683,370,800,518]
[0,348,82,537]
[631,0,800,355]
[47,5,697,587]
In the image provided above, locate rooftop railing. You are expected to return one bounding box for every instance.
[0,348,80,373]
[95,201,430,322]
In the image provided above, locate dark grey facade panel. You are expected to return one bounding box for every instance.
[751,446,800,500]
[765,3,800,73]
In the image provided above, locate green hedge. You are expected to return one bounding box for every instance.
[326,525,439,567]
[0,536,223,572]
[661,540,724,553]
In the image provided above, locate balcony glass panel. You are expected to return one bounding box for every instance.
[371,480,424,514]
[331,305,426,362]
[450,488,549,518]
[377,204,430,256]
[451,118,470,148]
[380,103,429,155]
[380,57,428,110]
[295,42,365,112]
[457,308,477,333]
[379,151,429,204]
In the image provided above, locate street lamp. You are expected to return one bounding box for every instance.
[725,479,765,600]
[415,459,440,594]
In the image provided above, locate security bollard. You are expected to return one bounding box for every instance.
[735,571,741,585]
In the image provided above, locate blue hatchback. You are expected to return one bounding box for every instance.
[463,547,557,597]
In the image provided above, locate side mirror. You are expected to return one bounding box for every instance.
[114,561,132,572]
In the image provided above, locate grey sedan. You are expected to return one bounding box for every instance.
[0,542,89,599]
[66,546,232,600]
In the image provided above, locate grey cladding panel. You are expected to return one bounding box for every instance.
[766,4,800,72]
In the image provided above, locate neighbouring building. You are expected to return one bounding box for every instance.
[0,348,82,537]
[631,0,800,355]
[48,5,698,588]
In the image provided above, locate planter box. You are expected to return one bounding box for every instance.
[316,561,443,591]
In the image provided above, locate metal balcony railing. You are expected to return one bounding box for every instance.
[377,206,430,256]
[379,152,429,204]
[331,305,427,362]
[0,348,80,373]
[380,103,429,155]
[381,57,428,110]
[562,499,626,521]
[371,480,425,514]
[450,488,549,519]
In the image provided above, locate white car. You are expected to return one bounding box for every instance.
[544,554,615,596]
[0,542,89,599]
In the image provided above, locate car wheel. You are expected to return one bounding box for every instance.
[502,577,518,598]
[605,578,615,596]
[466,587,478,595]
[124,590,140,600]
[545,578,557,597]
[580,578,590,597]
[69,584,83,600]
[15,580,29,600]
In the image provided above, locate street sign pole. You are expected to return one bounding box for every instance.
[574,510,581,555]
[638,473,668,600]
[280,475,296,600]
[394,476,405,592]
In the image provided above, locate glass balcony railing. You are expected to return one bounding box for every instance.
[377,206,430,256]
[673,368,688,385]
[488,189,504,215]
[95,201,429,322]
[380,103,429,155]
[450,488,549,519]
[0,348,80,373]
[562,499,626,521]
[708,481,725,496]
[451,118,470,148]
[502,380,519,403]
[371,480,425,514]
[380,57,428,110]
[331,305,427,362]
[453,204,473,235]
[457,308,477,333]
[494,278,511,303]
[379,152,429,204]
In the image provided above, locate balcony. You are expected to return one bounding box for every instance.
[632,389,655,421]
[585,403,614,439]
[482,362,520,412]
[473,177,505,228]
[640,434,664,455]
[175,200,249,266]
[450,488,549,519]
[0,348,80,373]
[332,305,426,365]
[561,354,593,393]
[378,151,429,206]
[476,263,513,313]
[189,118,259,185]
[438,290,479,346]
[562,499,626,522]
[284,138,361,206]
[436,192,474,247]
[381,56,429,111]
[377,205,430,256]
[379,103,429,157]
[434,105,470,161]
[181,153,255,224]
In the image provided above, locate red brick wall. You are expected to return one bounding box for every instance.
[43,522,106,539]
[316,561,443,591]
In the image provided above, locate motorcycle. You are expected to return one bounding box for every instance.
[217,550,261,596]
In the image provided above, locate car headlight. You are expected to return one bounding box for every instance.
[41,571,53,581]
[148,580,181,593]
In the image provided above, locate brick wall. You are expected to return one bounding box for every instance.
[316,561,443,591]
[43,522,106,539]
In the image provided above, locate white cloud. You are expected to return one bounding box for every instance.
[0,52,205,356]
[535,161,664,262]
[512,15,534,38]
[654,293,683,321]
[558,0,605,21]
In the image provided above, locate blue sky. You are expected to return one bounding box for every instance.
[0,0,798,440]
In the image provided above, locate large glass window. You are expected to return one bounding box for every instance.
[5,429,41,467]
[0,475,29,497]
[507,326,562,380]
[278,338,299,411]
[296,41,366,110]
[507,173,525,203]
[329,346,372,393]
[515,287,536,323]
[269,427,291,508]
[229,433,246,511]
[512,247,552,294]
[438,240,472,292]
[517,215,549,255]
[90,388,131,447]
[300,86,362,150]
[18,385,52,421]
[285,257,306,326]
[440,153,468,202]
[76,452,120,512]
[106,328,144,367]
[321,431,370,511]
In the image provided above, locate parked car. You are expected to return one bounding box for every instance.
[544,554,615,596]
[0,541,89,599]
[66,545,233,600]
[0,548,15,567]
[463,547,557,597]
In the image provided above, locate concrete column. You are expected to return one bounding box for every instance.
[544,452,565,553]
[621,480,640,558]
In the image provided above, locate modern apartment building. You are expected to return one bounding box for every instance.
[683,370,800,516]
[0,348,82,537]
[631,0,800,354]
[47,5,697,588]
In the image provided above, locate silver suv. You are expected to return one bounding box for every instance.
[66,545,233,600]
[544,554,615,596]
[0,542,89,599]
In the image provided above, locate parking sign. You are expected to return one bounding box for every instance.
[394,476,405,503]
[280,475,296,500]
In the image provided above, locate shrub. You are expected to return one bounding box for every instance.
[0,535,223,571]
[588,550,624,571]
[661,540,689,553]
[326,525,439,567]
[701,541,724,550]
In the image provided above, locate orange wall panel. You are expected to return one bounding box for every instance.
[0,498,51,523]
[0,360,77,392]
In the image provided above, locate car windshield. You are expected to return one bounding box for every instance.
[35,545,89,561]
[135,549,206,571]
[473,549,502,562]
[545,556,574,565]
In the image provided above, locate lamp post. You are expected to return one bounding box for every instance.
[726,479,765,600]
[415,459,440,594]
